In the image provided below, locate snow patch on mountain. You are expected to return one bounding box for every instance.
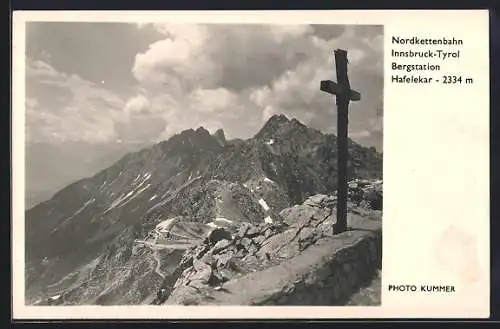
[263,177,275,184]
[258,198,270,211]
[105,181,151,213]
[264,216,274,224]
[52,198,96,233]
[155,218,178,233]
[214,217,233,224]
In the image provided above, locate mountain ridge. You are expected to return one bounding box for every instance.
[25,114,382,305]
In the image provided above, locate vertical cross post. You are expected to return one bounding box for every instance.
[320,49,361,234]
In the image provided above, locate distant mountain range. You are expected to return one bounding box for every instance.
[25,114,382,305]
[25,141,151,208]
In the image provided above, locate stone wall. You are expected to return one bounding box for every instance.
[168,226,381,306]
[260,229,382,305]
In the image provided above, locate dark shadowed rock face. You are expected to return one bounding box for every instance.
[26,115,382,305]
[209,114,381,205]
[146,179,275,226]
[213,129,228,147]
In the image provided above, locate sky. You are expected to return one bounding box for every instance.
[24,22,383,206]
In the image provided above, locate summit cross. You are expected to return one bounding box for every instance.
[320,49,361,234]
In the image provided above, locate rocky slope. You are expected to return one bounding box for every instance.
[25,114,382,305]
[163,181,382,306]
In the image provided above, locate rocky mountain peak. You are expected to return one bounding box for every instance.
[213,129,227,147]
[254,114,322,145]
[255,114,295,139]
[195,126,210,135]
[159,127,222,155]
[268,113,291,123]
[262,114,291,127]
[290,118,307,129]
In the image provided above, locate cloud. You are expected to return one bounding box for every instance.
[311,25,346,40]
[350,130,371,138]
[115,93,168,142]
[132,25,213,91]
[27,60,60,80]
[114,115,167,143]
[129,23,383,145]
[24,23,385,208]
[247,25,384,138]
[124,94,151,116]
[26,59,146,144]
[26,23,383,150]
[26,97,39,109]
[26,100,117,144]
[132,24,314,92]
[26,22,165,92]
[189,88,239,114]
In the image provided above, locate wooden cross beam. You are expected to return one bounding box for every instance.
[320,49,361,234]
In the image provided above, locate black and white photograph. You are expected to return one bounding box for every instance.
[23,21,383,307]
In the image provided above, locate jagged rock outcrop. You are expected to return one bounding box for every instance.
[347,178,383,210]
[164,185,382,305]
[213,129,228,147]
